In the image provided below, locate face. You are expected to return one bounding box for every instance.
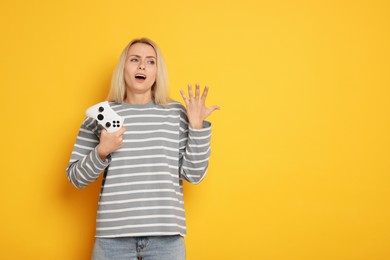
[124,43,157,97]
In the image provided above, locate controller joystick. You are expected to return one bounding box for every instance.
[86,101,124,133]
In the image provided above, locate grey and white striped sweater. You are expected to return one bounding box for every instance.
[66,101,211,237]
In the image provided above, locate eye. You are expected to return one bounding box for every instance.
[147,60,156,65]
[130,58,139,62]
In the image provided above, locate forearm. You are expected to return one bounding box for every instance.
[66,146,109,189]
[66,118,111,189]
[180,121,212,184]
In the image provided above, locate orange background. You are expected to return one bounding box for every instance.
[1,0,389,259]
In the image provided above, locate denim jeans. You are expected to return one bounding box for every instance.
[92,235,186,260]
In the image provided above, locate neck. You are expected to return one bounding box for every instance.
[124,92,153,105]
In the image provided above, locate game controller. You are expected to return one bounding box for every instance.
[86,101,124,133]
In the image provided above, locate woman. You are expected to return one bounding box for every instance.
[66,38,219,260]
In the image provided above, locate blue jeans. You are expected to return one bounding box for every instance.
[92,235,186,260]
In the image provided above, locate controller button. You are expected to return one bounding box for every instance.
[99,107,104,112]
[106,122,111,128]
[97,114,104,121]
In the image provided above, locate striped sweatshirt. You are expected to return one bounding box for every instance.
[66,101,211,238]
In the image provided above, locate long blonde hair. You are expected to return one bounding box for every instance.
[107,38,170,105]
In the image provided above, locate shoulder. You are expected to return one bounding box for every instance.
[108,101,122,111]
[166,100,186,113]
[166,101,188,124]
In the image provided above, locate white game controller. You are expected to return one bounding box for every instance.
[86,101,124,133]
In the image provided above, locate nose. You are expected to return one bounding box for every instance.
[138,61,146,70]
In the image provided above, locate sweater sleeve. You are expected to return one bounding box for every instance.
[66,117,110,189]
[179,108,212,184]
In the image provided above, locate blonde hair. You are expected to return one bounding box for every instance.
[107,38,170,105]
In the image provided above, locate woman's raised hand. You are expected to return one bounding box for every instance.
[180,84,220,129]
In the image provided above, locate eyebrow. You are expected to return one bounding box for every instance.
[129,54,156,59]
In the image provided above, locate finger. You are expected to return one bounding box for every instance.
[187,84,194,100]
[120,127,126,135]
[117,127,126,136]
[100,128,108,138]
[180,89,189,104]
[201,85,209,102]
[208,105,221,114]
[195,83,200,100]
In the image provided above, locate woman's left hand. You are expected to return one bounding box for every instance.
[180,84,220,129]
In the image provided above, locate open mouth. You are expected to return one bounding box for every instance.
[135,74,146,81]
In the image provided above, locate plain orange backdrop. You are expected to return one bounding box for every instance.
[1,0,389,259]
